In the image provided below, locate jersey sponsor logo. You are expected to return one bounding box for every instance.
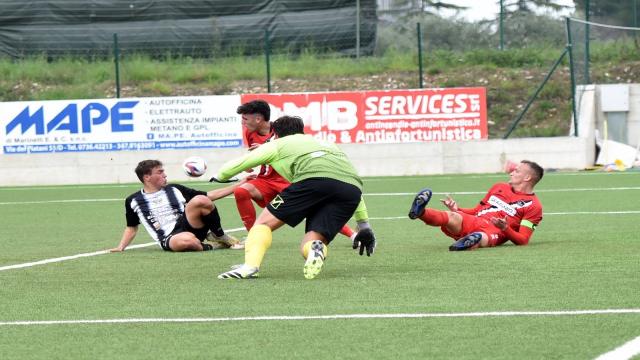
[270,195,284,209]
[487,196,517,216]
[477,196,534,218]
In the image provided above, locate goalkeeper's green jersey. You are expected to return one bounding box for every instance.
[217,134,362,190]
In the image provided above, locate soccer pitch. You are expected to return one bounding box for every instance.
[1,171,639,359]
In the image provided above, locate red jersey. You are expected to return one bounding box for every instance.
[469,183,543,231]
[451,182,543,246]
[242,126,286,181]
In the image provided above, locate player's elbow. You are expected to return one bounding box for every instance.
[512,238,530,246]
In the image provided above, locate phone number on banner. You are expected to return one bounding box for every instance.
[3,140,242,154]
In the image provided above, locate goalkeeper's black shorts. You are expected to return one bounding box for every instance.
[267,177,361,243]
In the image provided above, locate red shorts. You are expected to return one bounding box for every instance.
[248,176,290,207]
[441,211,506,247]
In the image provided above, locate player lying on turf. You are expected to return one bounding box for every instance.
[215,115,376,279]
[408,160,544,251]
[110,160,239,253]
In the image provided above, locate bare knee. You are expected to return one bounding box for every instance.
[444,211,464,234]
[169,234,203,252]
[191,195,213,209]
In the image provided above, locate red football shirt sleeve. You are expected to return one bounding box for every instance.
[458,204,481,215]
[503,226,534,245]
[242,127,250,147]
[506,199,542,246]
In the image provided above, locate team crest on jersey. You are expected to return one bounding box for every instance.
[270,195,284,209]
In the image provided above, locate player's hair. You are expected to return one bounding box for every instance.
[521,160,544,184]
[272,115,305,138]
[135,160,163,182]
[236,100,270,122]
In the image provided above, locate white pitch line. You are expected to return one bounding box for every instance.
[595,335,640,360]
[0,227,246,272]
[368,210,640,220]
[2,187,640,206]
[0,243,155,271]
[0,309,639,327]
[0,198,122,205]
[364,187,640,196]
[0,170,637,191]
[1,210,637,271]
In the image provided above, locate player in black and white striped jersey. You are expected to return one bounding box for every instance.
[110,159,236,252]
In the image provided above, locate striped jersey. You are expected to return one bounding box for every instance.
[124,184,205,243]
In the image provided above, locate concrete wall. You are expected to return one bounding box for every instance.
[0,135,594,186]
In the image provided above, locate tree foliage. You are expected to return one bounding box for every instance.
[500,0,572,14]
[390,0,466,15]
[575,0,640,26]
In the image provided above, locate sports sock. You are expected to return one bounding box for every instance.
[420,209,449,226]
[245,224,272,268]
[302,240,327,259]
[201,243,214,251]
[234,187,256,231]
[203,207,224,237]
[339,224,355,238]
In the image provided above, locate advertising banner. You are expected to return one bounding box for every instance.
[1,95,243,154]
[242,88,487,144]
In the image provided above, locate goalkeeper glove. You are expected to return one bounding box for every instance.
[209,176,239,183]
[352,228,376,256]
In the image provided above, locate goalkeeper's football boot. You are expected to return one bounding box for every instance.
[303,240,326,280]
[408,188,433,219]
[449,232,483,251]
[217,264,259,279]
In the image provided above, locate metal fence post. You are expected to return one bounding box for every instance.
[566,18,578,137]
[417,22,424,89]
[584,0,590,84]
[503,47,569,139]
[356,0,360,59]
[264,29,272,93]
[113,33,121,99]
[500,0,504,50]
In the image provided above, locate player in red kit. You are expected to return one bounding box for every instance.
[408,160,544,250]
[210,100,357,243]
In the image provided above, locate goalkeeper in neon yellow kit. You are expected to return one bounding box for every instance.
[216,115,375,279]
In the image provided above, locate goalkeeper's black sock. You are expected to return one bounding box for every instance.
[203,207,224,237]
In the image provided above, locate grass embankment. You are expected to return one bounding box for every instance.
[1,45,638,138]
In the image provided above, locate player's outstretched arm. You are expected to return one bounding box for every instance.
[207,175,256,201]
[110,226,138,252]
[207,184,238,201]
[351,198,376,256]
[490,217,534,245]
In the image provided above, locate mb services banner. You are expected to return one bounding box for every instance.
[242,87,487,144]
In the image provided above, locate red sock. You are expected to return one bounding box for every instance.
[234,187,256,231]
[421,209,449,227]
[339,225,355,238]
